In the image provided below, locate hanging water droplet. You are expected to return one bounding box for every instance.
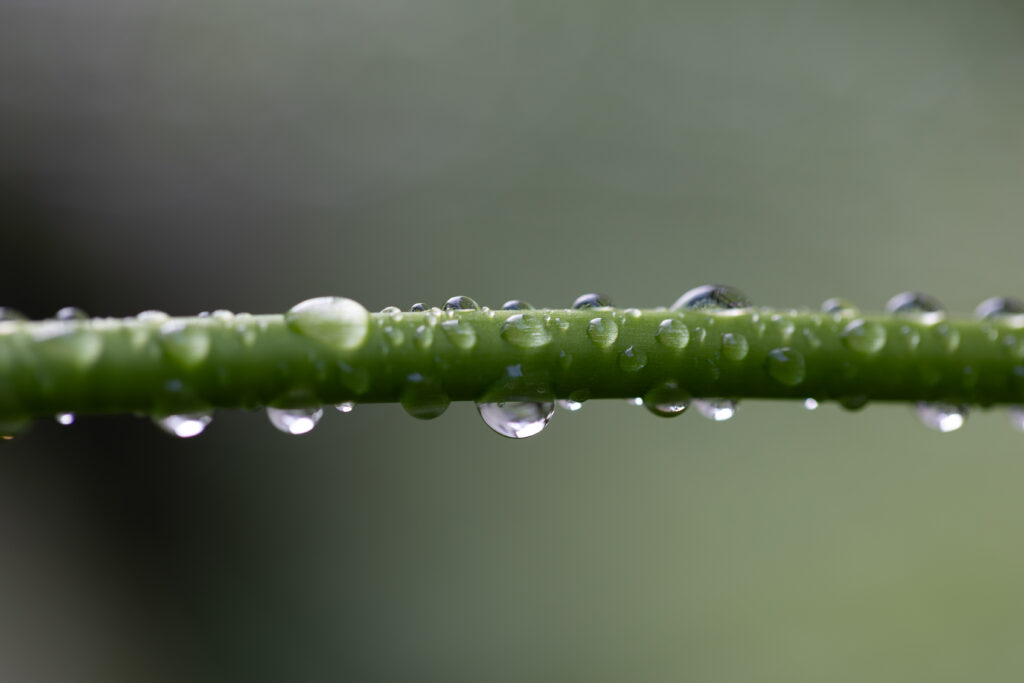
[671,285,751,311]
[572,293,613,309]
[643,381,690,417]
[410,303,427,312]
[335,401,356,413]
[266,406,323,435]
[0,308,27,322]
[501,300,533,310]
[765,347,807,386]
[840,319,887,355]
[477,400,554,438]
[55,412,76,425]
[55,306,88,321]
[558,399,584,412]
[627,397,644,406]
[914,402,967,433]
[617,345,647,372]
[975,297,1024,319]
[443,296,479,311]
[158,320,211,368]
[803,398,819,411]
[155,411,213,438]
[587,317,619,347]
[440,319,477,350]
[413,324,433,350]
[839,395,869,411]
[501,313,552,349]
[721,332,750,361]
[136,310,169,323]
[655,319,690,349]
[693,398,737,421]
[1009,406,1024,432]
[285,297,370,351]
[821,298,858,316]
[400,373,450,419]
[885,291,945,325]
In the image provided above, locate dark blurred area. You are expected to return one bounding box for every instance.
[4,1,1024,681]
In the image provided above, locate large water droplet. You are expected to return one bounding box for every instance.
[821,298,858,316]
[618,346,647,372]
[693,398,737,421]
[410,303,427,312]
[500,313,552,349]
[643,381,690,417]
[440,319,477,350]
[55,306,88,321]
[671,285,750,311]
[840,319,887,355]
[155,411,213,438]
[766,347,807,386]
[400,373,450,419]
[587,317,619,347]
[55,412,76,425]
[335,401,356,413]
[477,401,554,438]
[32,321,103,370]
[914,402,967,433]
[501,300,533,311]
[285,297,369,351]
[158,321,211,368]
[267,406,323,434]
[572,293,612,309]
[885,292,945,325]
[975,297,1024,319]
[721,332,749,361]
[655,319,690,349]
[443,295,479,311]
[558,399,584,412]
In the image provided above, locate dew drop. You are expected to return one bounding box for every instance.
[587,317,619,348]
[618,346,647,372]
[914,402,967,433]
[655,319,690,349]
[55,412,76,425]
[623,308,642,319]
[803,398,819,411]
[477,400,554,438]
[766,347,807,386]
[266,406,323,435]
[899,324,921,352]
[558,399,584,412]
[671,285,751,311]
[572,293,612,309]
[643,381,690,417]
[32,321,104,370]
[501,313,552,349]
[693,398,737,421]
[381,324,405,346]
[155,411,213,438]
[1009,406,1024,432]
[212,309,234,322]
[380,306,404,320]
[335,401,356,413]
[721,332,750,361]
[410,303,427,312]
[400,373,450,420]
[627,397,644,406]
[821,298,858,315]
[975,297,1024,319]
[770,315,796,342]
[801,327,822,349]
[136,310,169,323]
[502,300,533,311]
[158,321,211,368]
[443,295,479,311]
[413,324,433,350]
[932,323,960,354]
[885,291,945,325]
[440,318,477,350]
[55,306,88,321]
[285,297,369,351]
[840,319,887,355]
[839,395,869,411]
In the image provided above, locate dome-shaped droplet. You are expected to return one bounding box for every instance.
[381,324,404,346]
[803,398,819,411]
[266,406,323,435]
[500,313,552,349]
[820,298,858,315]
[1009,406,1024,432]
[693,398,737,421]
[671,285,751,311]
[443,295,479,311]
[770,315,796,342]
[335,401,356,413]
[476,400,555,438]
[975,297,1024,319]
[840,319,887,355]
[501,300,533,311]
[400,373,450,420]
[914,402,967,433]
[655,319,690,349]
[721,332,750,361]
[801,328,822,349]
[380,306,403,318]
[572,293,613,309]
[286,297,369,351]
[885,292,945,325]
[155,411,213,438]
[765,347,807,386]
[55,412,76,425]
[55,306,88,321]
[643,381,690,417]
[618,346,647,372]
[586,317,619,347]
[440,318,477,350]
[410,303,427,312]
[558,399,584,412]
[136,310,169,323]
[158,320,211,368]
[31,321,103,370]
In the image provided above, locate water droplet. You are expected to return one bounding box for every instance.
[975,297,1024,319]
[587,317,619,348]
[899,325,921,351]
[671,285,751,311]
[136,310,169,323]
[381,324,404,346]
[839,395,869,411]
[155,411,213,438]
[820,298,858,315]
[572,293,612,309]
[765,347,807,386]
[770,315,795,342]
[932,323,960,354]
[380,306,404,319]
[801,327,822,349]
[477,401,554,438]
[1009,406,1024,431]
[502,300,533,310]
[400,373,450,419]
[643,381,690,417]
[655,319,690,349]
[410,303,427,312]
[914,402,967,433]
[558,399,584,412]
[443,295,479,311]
[618,346,647,372]
[440,319,477,350]
[0,308,27,322]
[212,309,234,322]
[803,398,819,410]
[55,306,88,321]
[501,313,552,349]
[885,291,945,325]
[413,324,433,350]
[286,297,369,351]
[721,332,749,361]
[623,308,642,319]
[335,401,356,413]
[55,412,75,425]
[158,321,211,368]
[627,397,644,406]
[266,406,323,435]
[693,398,737,421]
[32,321,103,370]
[840,319,887,355]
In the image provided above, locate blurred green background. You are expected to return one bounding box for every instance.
[3,0,1024,680]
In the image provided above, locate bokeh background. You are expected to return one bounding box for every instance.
[3,0,1024,680]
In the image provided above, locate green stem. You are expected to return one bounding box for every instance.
[2,298,1024,426]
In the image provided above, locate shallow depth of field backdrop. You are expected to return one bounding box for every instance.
[3,1,1024,681]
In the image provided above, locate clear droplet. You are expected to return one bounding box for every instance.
[440,319,477,350]
[975,297,1024,319]
[801,327,822,349]
[586,317,619,347]
[572,293,613,309]
[335,401,356,413]
[766,347,807,386]
[721,332,750,361]
[627,397,644,406]
[501,300,533,310]
[501,313,552,349]
[558,399,584,412]
[932,323,960,354]
[55,412,76,425]
[212,309,234,322]
[285,297,370,351]
[31,321,103,370]
[266,406,323,435]
[803,398,819,411]
[693,398,737,421]
[443,295,479,311]
[840,319,887,355]
[618,346,647,372]
[655,319,690,349]
[412,324,433,350]
[643,381,690,417]
[671,285,751,311]
[158,320,211,368]
[381,324,404,346]
[477,400,554,438]
[400,373,450,419]
[155,411,213,438]
[885,292,945,325]
[914,402,967,433]
[1009,406,1024,432]
[410,303,427,312]
[770,315,796,342]
[55,306,88,321]
[380,306,403,319]
[136,310,169,323]
[821,298,858,316]
[899,325,921,352]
